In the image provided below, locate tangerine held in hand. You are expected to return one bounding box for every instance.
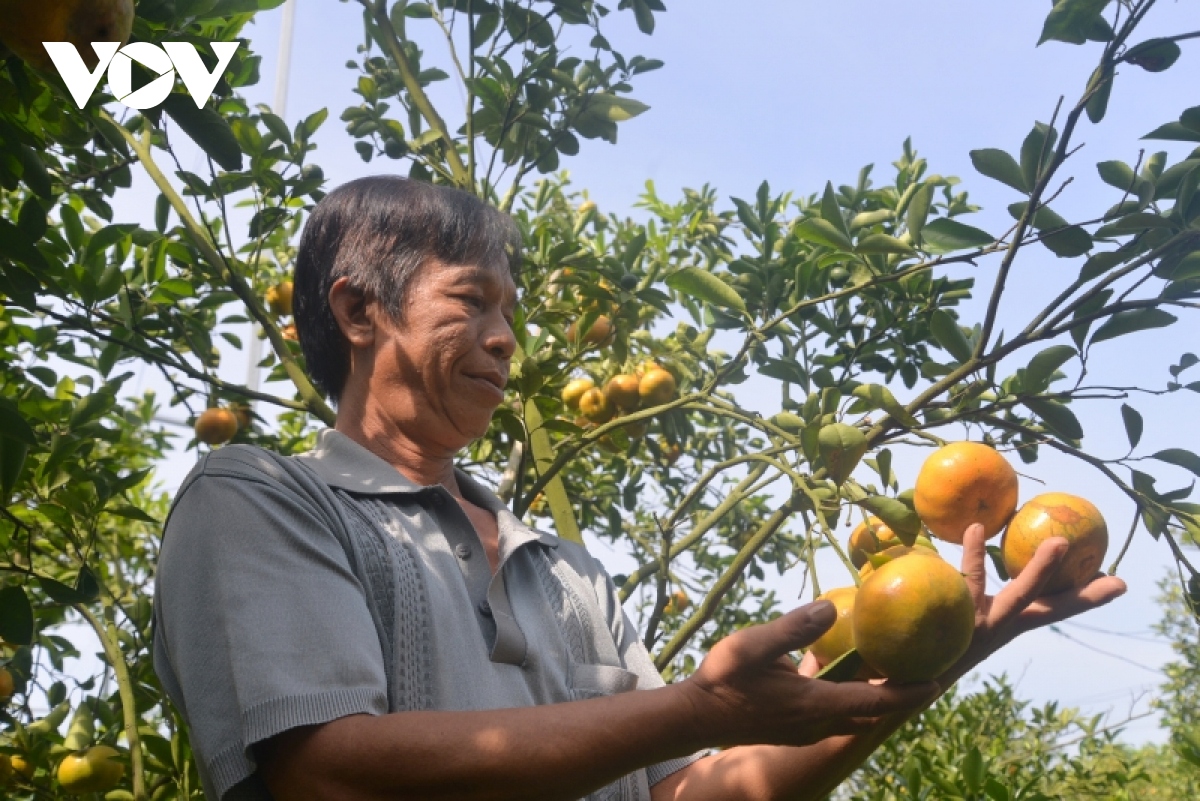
[1001,492,1108,595]
[914,442,1019,543]
[852,551,975,683]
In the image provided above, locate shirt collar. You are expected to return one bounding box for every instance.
[296,429,558,549]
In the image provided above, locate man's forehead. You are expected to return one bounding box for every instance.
[433,261,518,296]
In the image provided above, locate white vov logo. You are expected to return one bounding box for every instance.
[44,42,240,110]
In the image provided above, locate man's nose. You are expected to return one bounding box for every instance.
[484,309,517,361]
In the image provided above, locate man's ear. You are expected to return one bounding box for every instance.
[328,277,375,348]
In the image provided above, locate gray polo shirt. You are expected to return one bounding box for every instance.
[153,429,698,800]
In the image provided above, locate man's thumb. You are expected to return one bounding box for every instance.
[734,601,837,665]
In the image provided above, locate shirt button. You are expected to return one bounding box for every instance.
[477,599,492,618]
[454,543,472,560]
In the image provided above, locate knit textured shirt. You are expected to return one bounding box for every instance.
[153,429,698,800]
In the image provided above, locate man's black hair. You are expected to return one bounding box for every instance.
[293,176,522,402]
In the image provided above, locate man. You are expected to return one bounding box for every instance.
[153,177,1125,801]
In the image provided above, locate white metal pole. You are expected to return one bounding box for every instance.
[246,0,299,402]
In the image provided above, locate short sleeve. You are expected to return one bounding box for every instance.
[589,558,708,787]
[153,451,388,800]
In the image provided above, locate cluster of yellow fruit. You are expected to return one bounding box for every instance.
[561,362,678,427]
[266,280,299,342]
[810,441,1109,683]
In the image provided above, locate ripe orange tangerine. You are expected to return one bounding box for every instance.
[1001,492,1108,595]
[606,374,642,410]
[847,517,901,568]
[853,551,975,683]
[914,442,1019,543]
[808,586,857,666]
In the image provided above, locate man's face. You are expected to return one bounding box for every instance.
[367,259,517,451]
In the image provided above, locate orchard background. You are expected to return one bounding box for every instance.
[2,0,1200,799]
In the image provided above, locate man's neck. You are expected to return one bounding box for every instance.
[334,418,462,497]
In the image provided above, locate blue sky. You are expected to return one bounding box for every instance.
[124,0,1200,744]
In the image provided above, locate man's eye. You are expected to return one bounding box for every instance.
[457,295,484,309]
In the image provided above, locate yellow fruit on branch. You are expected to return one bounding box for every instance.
[194,408,238,446]
[852,551,975,683]
[808,586,858,666]
[281,323,299,342]
[847,517,901,569]
[57,745,124,794]
[638,367,677,407]
[265,280,294,316]
[914,441,1019,543]
[561,376,595,409]
[1001,492,1108,595]
[566,315,615,348]
[663,590,690,615]
[10,754,34,780]
[662,441,683,466]
[578,199,597,214]
[577,387,613,423]
[0,667,14,702]
[0,0,134,72]
[605,374,641,411]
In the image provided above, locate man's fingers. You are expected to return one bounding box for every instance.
[990,536,1068,623]
[1016,574,1127,631]
[960,523,988,608]
[729,601,837,666]
[815,679,940,719]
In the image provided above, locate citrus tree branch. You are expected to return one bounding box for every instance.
[98,111,335,426]
[76,603,146,801]
[363,0,471,189]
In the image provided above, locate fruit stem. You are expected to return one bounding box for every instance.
[1107,508,1140,575]
[653,493,801,670]
[76,603,146,801]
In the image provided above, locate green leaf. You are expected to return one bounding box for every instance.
[1021,122,1058,190]
[732,198,764,237]
[1121,403,1143,449]
[987,545,1010,581]
[820,182,851,239]
[1038,0,1113,46]
[793,218,854,251]
[963,747,985,794]
[851,384,918,427]
[930,310,974,362]
[1008,201,1092,257]
[1085,65,1113,123]
[665,268,747,314]
[631,0,656,34]
[1024,345,1076,392]
[162,94,244,171]
[0,437,28,501]
[970,149,1029,193]
[858,495,922,542]
[1097,160,1136,191]
[1143,122,1200,143]
[1124,38,1182,72]
[906,183,934,243]
[37,567,101,605]
[1151,449,1200,478]
[814,648,864,683]
[1090,308,1177,344]
[0,585,34,646]
[855,233,914,256]
[1024,396,1084,440]
[818,423,868,486]
[0,397,36,445]
[920,217,995,254]
[582,92,649,122]
[0,217,50,272]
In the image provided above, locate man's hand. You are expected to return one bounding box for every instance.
[679,602,939,749]
[944,523,1127,683]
